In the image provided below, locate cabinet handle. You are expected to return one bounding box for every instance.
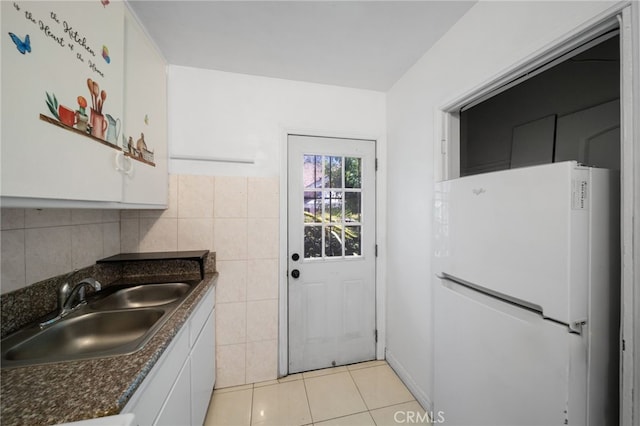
[123,155,134,177]
[115,152,125,172]
[115,152,134,177]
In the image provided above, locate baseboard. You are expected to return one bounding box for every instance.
[386,350,433,412]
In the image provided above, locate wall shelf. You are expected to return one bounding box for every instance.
[40,114,122,151]
[40,114,156,167]
[98,250,210,279]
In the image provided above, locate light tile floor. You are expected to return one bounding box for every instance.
[204,360,431,426]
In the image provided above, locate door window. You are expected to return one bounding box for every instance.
[302,154,363,259]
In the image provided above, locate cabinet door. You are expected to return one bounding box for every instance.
[122,328,189,426]
[191,308,216,426]
[1,1,125,203]
[121,10,168,206]
[154,358,191,426]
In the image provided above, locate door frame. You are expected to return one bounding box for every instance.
[435,3,638,425]
[278,129,387,377]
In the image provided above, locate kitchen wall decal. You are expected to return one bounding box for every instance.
[122,112,155,166]
[102,45,111,63]
[3,1,153,167]
[8,32,31,54]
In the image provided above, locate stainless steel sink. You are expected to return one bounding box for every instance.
[89,282,192,310]
[3,309,164,362]
[1,281,197,368]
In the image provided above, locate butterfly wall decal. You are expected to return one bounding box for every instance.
[8,33,31,54]
[102,45,110,64]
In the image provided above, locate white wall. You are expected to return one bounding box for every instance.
[385,0,619,409]
[167,66,387,177]
[165,65,387,384]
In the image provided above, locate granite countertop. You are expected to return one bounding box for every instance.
[0,272,218,426]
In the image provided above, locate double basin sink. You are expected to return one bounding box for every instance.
[1,281,198,368]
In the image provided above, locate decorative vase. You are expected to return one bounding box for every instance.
[90,108,108,140]
[76,112,89,133]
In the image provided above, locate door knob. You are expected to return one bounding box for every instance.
[291,253,300,261]
[291,269,300,279]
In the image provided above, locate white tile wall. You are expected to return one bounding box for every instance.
[0,208,121,294]
[247,218,279,259]
[1,230,25,294]
[247,259,278,301]
[248,177,279,218]
[121,173,281,388]
[178,175,215,218]
[246,339,278,383]
[246,300,278,342]
[138,218,179,252]
[215,176,248,218]
[216,343,247,387]
[177,218,214,251]
[216,260,247,303]
[71,224,104,270]
[216,302,247,345]
[213,218,248,260]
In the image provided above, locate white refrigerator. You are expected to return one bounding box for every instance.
[432,161,619,426]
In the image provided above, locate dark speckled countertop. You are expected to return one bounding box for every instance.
[0,271,218,426]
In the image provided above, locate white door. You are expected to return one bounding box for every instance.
[288,135,376,373]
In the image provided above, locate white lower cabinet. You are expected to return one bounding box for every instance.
[190,309,216,426]
[155,358,191,426]
[123,286,215,426]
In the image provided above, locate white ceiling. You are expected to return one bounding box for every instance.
[127,1,476,91]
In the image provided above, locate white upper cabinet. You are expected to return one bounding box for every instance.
[121,8,168,206]
[1,1,167,208]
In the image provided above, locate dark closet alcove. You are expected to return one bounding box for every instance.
[461,34,620,176]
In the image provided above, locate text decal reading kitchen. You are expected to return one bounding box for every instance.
[11,1,106,78]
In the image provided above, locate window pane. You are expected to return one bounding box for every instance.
[304,155,323,188]
[326,191,343,223]
[345,226,361,256]
[344,192,361,222]
[345,157,362,189]
[324,225,343,257]
[304,226,322,258]
[304,191,322,223]
[324,156,343,188]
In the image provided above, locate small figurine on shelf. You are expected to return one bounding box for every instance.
[136,133,147,158]
[76,96,89,133]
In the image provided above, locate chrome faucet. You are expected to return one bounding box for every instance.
[59,278,102,316]
[40,278,102,328]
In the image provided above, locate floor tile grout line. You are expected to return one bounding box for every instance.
[301,373,315,425]
[347,365,373,412]
[315,408,372,425]
[369,398,420,411]
[248,384,255,426]
[345,360,387,372]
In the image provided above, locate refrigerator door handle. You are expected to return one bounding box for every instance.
[436,273,585,335]
[438,273,544,314]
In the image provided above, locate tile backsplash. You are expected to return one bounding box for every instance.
[0,173,280,388]
[1,209,120,294]
[121,174,280,387]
